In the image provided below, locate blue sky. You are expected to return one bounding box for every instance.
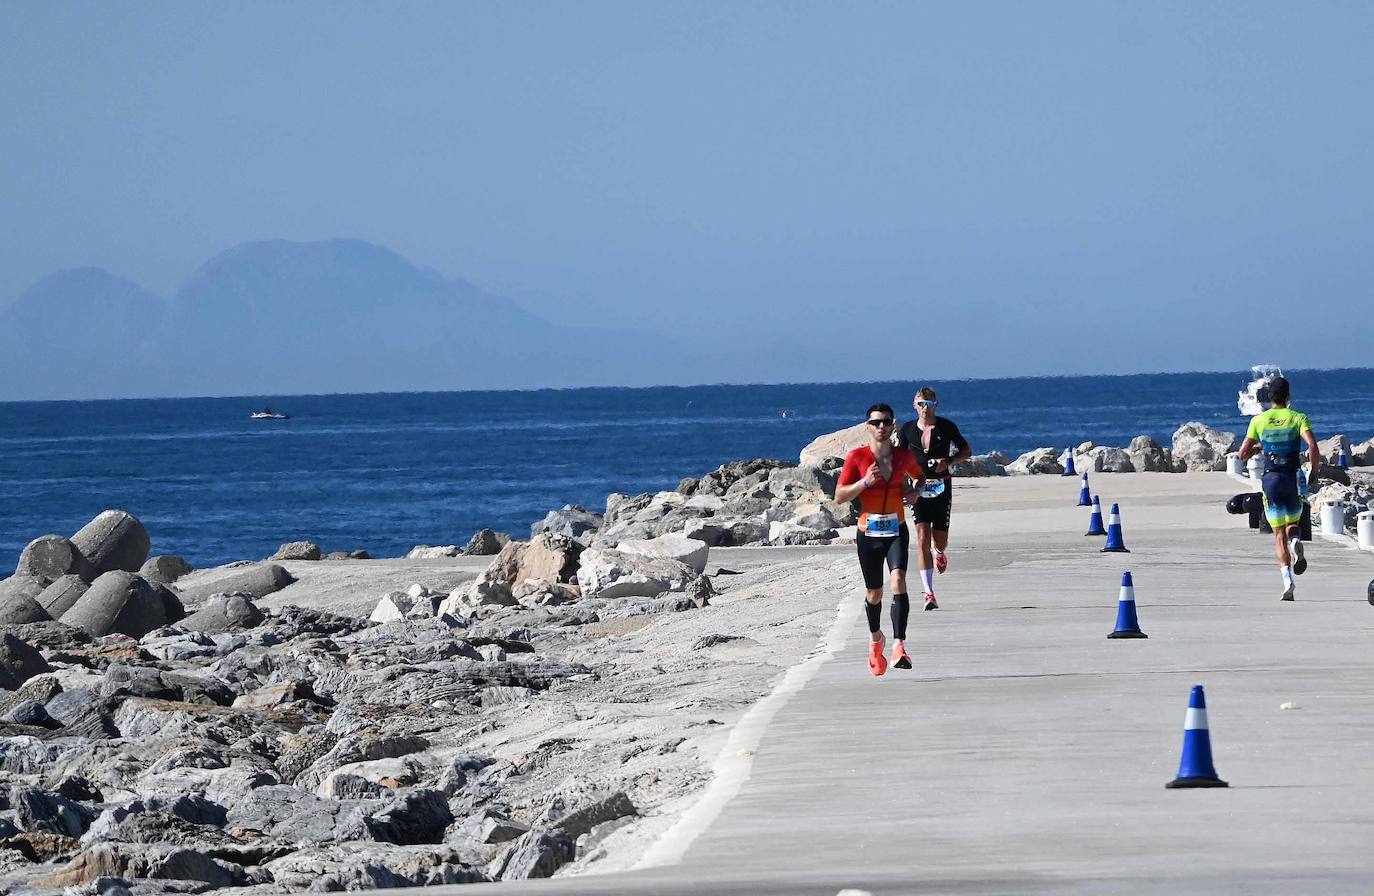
[3,2,1371,382]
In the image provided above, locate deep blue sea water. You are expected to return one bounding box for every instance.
[2,369,1370,568]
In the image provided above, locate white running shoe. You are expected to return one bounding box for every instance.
[1291,538,1307,576]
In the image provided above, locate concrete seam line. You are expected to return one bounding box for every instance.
[633,572,860,869]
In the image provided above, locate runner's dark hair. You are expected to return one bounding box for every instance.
[867,403,895,420]
[1269,376,1290,406]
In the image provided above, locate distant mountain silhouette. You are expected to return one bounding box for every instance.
[0,239,679,400]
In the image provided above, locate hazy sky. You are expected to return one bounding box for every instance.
[4,2,1372,381]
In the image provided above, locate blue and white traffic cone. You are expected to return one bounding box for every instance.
[1166,685,1228,789]
[1077,472,1092,507]
[1062,450,1077,476]
[1338,446,1349,470]
[1101,503,1130,552]
[1107,571,1147,639]
[1084,495,1107,537]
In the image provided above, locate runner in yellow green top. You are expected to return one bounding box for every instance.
[1237,376,1321,601]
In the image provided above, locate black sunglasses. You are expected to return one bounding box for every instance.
[866,418,894,427]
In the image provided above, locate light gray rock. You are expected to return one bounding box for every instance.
[767,519,837,546]
[138,555,194,585]
[530,505,603,543]
[179,593,264,633]
[1007,448,1064,475]
[799,422,870,467]
[1318,434,1352,465]
[61,572,170,639]
[491,829,575,880]
[0,674,63,717]
[370,591,415,623]
[36,574,90,618]
[1087,446,1135,473]
[576,549,696,599]
[1171,422,1240,472]
[71,510,151,577]
[269,541,322,561]
[950,453,1009,477]
[613,533,710,574]
[553,791,637,839]
[406,544,461,558]
[1127,435,1174,472]
[1351,437,1374,466]
[175,563,294,604]
[16,535,92,581]
[1059,448,1101,473]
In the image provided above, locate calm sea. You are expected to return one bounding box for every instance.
[2,369,1370,568]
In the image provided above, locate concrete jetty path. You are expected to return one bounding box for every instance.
[446,473,1374,895]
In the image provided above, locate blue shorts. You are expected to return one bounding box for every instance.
[1260,472,1303,528]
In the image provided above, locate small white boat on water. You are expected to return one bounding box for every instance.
[249,408,290,420]
[1237,364,1282,416]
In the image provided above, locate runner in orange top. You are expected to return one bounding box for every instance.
[835,403,923,676]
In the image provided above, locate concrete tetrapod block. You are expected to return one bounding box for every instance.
[174,563,295,605]
[35,575,90,619]
[16,535,93,582]
[71,510,151,577]
[60,571,169,639]
[180,594,264,634]
[138,555,194,586]
[0,577,55,625]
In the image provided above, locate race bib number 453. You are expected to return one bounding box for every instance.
[864,513,901,537]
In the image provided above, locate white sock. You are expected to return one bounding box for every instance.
[1281,566,1294,586]
[921,568,935,594]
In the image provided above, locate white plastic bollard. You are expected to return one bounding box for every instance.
[1246,455,1265,480]
[1226,453,1244,477]
[1320,501,1346,535]
[1358,511,1374,549]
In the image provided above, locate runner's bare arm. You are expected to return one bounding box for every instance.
[1237,436,1258,462]
[1303,429,1321,484]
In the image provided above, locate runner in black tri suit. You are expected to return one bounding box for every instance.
[897,386,971,610]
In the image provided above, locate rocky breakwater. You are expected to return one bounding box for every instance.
[0,506,765,891]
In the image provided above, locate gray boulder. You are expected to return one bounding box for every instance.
[950,453,1009,477]
[60,571,169,639]
[1007,448,1064,475]
[492,829,575,880]
[35,574,89,618]
[0,577,53,625]
[269,541,322,561]
[354,788,453,845]
[1127,435,1174,472]
[576,549,696,599]
[138,555,194,585]
[0,634,51,687]
[1171,423,1239,472]
[11,784,97,837]
[1087,446,1135,473]
[175,563,294,604]
[71,510,151,576]
[553,791,637,839]
[179,593,265,633]
[5,699,58,727]
[1351,437,1374,466]
[530,505,603,543]
[461,528,510,556]
[16,535,92,581]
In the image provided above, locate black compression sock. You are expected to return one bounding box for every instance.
[891,593,910,640]
[864,600,882,633]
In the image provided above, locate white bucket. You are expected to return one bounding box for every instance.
[1246,455,1265,480]
[1320,501,1346,535]
[1226,453,1244,476]
[1358,511,1374,549]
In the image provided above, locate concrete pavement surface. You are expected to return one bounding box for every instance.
[427,473,1374,895]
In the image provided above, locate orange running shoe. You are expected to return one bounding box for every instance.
[923,592,939,611]
[867,633,887,676]
[935,551,948,574]
[891,639,912,670]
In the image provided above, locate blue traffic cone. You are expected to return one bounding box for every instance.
[1107,571,1147,638]
[1077,472,1092,507]
[1062,449,1077,476]
[1101,503,1130,552]
[1337,446,1349,469]
[1166,685,1228,789]
[1084,495,1106,536]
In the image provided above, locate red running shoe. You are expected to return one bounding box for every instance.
[891,639,912,670]
[935,551,948,574]
[923,592,939,611]
[868,633,888,676]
